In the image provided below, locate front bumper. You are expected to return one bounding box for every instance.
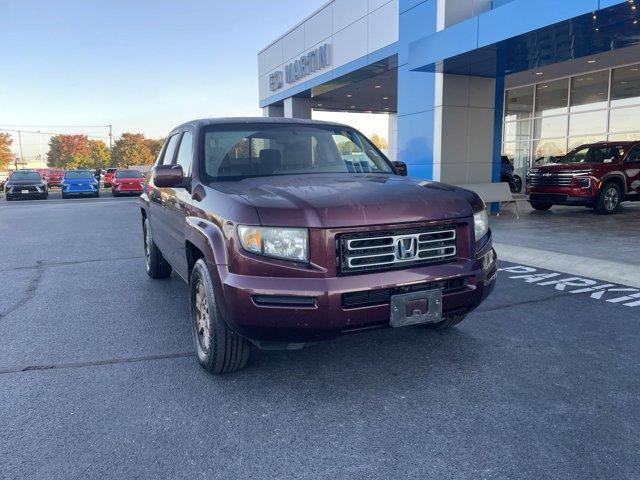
[214,247,497,345]
[527,185,597,206]
[62,185,98,195]
[6,186,47,199]
[113,184,144,194]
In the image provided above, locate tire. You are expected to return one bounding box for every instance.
[94,190,100,198]
[112,190,118,197]
[421,314,467,330]
[143,217,172,279]
[6,196,13,201]
[596,182,621,215]
[530,202,552,211]
[190,258,251,374]
[512,175,523,193]
[61,192,67,199]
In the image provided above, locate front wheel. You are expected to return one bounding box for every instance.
[190,259,251,374]
[596,182,621,214]
[143,217,172,278]
[530,202,552,211]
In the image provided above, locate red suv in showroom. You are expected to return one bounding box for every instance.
[140,118,497,374]
[527,141,640,214]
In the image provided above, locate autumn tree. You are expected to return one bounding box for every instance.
[0,132,13,169]
[370,134,388,151]
[144,137,165,160]
[111,133,155,167]
[47,135,91,169]
[47,135,111,169]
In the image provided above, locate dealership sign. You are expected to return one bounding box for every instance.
[269,43,331,92]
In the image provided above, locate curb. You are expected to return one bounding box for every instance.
[494,242,640,289]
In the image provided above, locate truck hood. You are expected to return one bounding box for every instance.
[6,179,46,187]
[214,174,477,228]
[534,163,600,172]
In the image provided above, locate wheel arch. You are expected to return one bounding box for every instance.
[601,174,626,194]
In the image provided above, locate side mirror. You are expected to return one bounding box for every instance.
[153,164,184,187]
[392,161,408,176]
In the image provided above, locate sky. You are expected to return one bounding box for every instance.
[0,0,388,162]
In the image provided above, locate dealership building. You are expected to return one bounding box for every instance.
[258,0,640,184]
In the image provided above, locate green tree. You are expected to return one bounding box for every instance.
[88,139,111,169]
[0,132,13,169]
[111,133,155,167]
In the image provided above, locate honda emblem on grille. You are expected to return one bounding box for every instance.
[397,237,418,260]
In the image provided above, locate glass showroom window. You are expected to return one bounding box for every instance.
[503,62,640,176]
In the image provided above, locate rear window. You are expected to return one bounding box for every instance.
[65,171,94,179]
[115,170,143,178]
[10,171,41,181]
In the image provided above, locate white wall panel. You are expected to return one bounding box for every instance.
[258,42,283,76]
[305,5,333,48]
[368,0,393,12]
[368,0,398,53]
[332,17,368,69]
[333,0,368,32]
[282,25,305,62]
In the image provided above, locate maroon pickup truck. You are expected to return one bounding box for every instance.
[140,118,496,374]
[527,141,640,214]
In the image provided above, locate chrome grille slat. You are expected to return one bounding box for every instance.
[339,226,458,275]
[528,170,591,187]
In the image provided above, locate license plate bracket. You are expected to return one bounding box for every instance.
[390,290,443,327]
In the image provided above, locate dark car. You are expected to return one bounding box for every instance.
[4,170,48,200]
[140,118,497,374]
[526,141,640,214]
[500,155,522,193]
[61,170,100,198]
[111,169,144,196]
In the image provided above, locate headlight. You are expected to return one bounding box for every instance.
[238,226,308,262]
[576,177,590,187]
[473,209,489,242]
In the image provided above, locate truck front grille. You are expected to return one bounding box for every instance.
[527,170,591,186]
[337,225,457,275]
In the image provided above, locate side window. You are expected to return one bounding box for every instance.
[174,131,193,176]
[159,134,180,165]
[626,145,640,163]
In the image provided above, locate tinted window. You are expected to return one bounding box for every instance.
[570,71,609,112]
[535,79,569,117]
[174,132,193,176]
[107,168,118,174]
[202,125,392,180]
[10,171,41,181]
[65,171,94,179]
[563,145,625,164]
[160,134,180,165]
[625,145,640,162]
[115,170,143,178]
[611,64,640,107]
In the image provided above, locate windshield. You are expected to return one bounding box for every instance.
[10,171,41,181]
[115,170,143,178]
[202,124,393,181]
[107,169,118,174]
[65,171,94,179]
[562,145,626,164]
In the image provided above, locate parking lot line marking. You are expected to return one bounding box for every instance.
[494,242,640,288]
[0,352,195,376]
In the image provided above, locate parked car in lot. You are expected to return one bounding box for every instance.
[112,169,144,196]
[140,118,497,374]
[527,141,640,214]
[47,169,65,188]
[4,170,48,200]
[61,170,100,198]
[103,168,118,187]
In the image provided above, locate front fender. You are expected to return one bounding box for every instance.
[185,217,229,266]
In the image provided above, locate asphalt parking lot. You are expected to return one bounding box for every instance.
[1,195,639,479]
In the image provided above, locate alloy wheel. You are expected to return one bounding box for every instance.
[194,279,211,354]
[604,187,619,212]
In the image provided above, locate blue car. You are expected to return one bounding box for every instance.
[61,170,100,199]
